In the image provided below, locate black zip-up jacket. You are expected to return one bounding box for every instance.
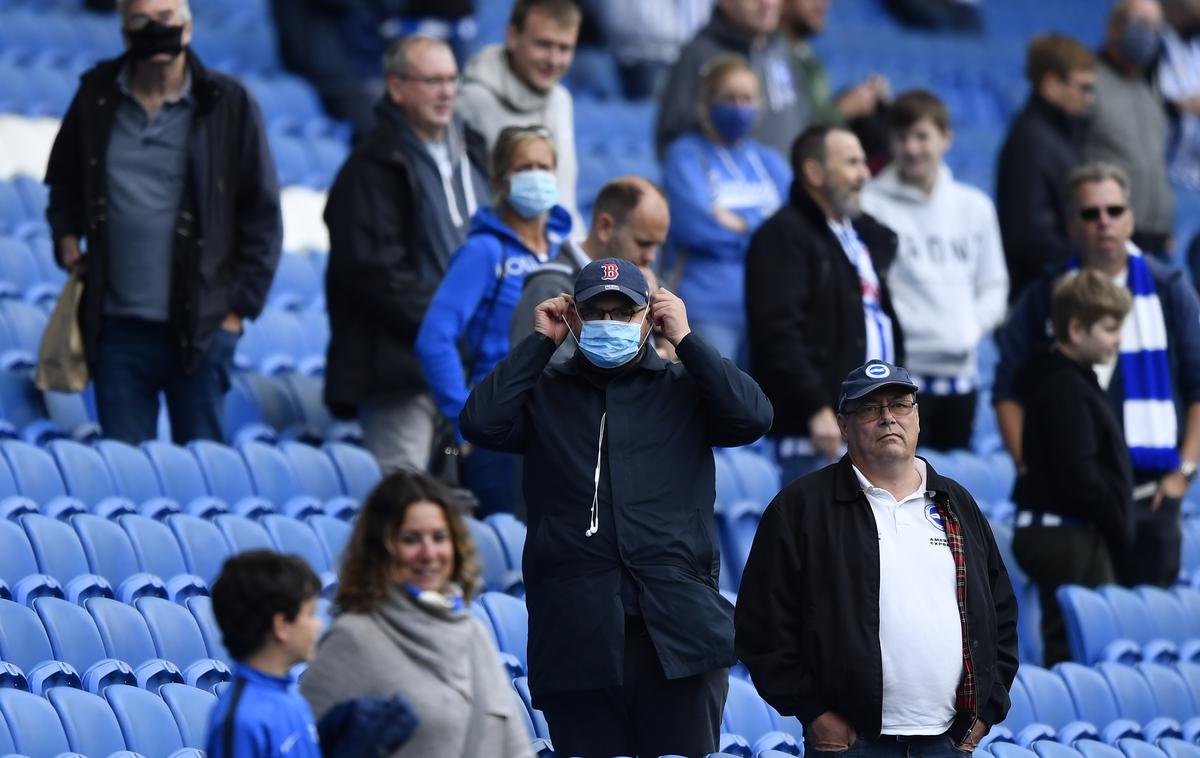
[735,455,1018,743]
[1013,349,1135,548]
[461,331,773,704]
[745,183,904,438]
[44,51,281,372]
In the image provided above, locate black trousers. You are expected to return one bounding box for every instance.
[539,616,729,758]
[913,392,977,452]
[1013,523,1116,667]
[1115,493,1182,588]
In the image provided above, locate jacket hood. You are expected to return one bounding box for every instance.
[462,43,551,114]
[468,204,573,249]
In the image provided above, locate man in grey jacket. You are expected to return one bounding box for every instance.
[457,0,582,228]
[657,0,807,158]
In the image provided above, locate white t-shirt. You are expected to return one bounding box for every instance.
[854,460,963,734]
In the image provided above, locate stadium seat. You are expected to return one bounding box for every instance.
[1097,662,1183,741]
[1134,663,1200,742]
[71,514,166,602]
[20,513,112,602]
[1116,738,1169,758]
[1018,665,1099,743]
[166,513,232,586]
[41,390,100,442]
[0,438,86,516]
[511,684,537,738]
[33,596,132,691]
[277,372,342,442]
[85,597,184,691]
[44,440,134,516]
[185,595,230,664]
[236,308,309,375]
[512,677,549,739]
[993,744,1043,758]
[0,300,46,366]
[105,684,188,757]
[723,676,798,753]
[476,591,529,674]
[1134,587,1199,661]
[307,514,352,569]
[714,449,743,506]
[135,596,231,691]
[0,237,38,299]
[187,440,275,518]
[46,686,129,758]
[996,677,1057,746]
[238,440,323,518]
[94,439,179,515]
[321,441,381,502]
[0,687,72,757]
[1057,585,1141,664]
[224,371,293,445]
[1075,740,1128,758]
[0,517,58,604]
[467,516,522,594]
[725,448,782,507]
[268,251,323,311]
[1032,740,1086,758]
[160,682,217,748]
[261,513,336,583]
[0,369,46,439]
[280,441,359,517]
[1174,588,1200,643]
[142,441,228,517]
[486,512,527,574]
[0,598,55,675]
[1055,663,1142,743]
[1099,586,1179,663]
[1157,738,1200,758]
[213,513,274,554]
[118,514,208,602]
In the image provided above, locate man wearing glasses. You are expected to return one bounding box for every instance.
[324,35,490,474]
[462,258,772,758]
[994,162,1200,588]
[736,359,1018,758]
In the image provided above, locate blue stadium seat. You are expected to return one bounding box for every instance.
[105,684,188,757]
[467,516,522,594]
[716,499,762,590]
[118,514,208,602]
[223,371,289,445]
[261,514,336,589]
[1176,588,1200,646]
[1157,738,1200,758]
[1031,740,1086,758]
[85,597,185,691]
[995,677,1057,746]
[41,390,100,442]
[71,513,166,603]
[160,683,217,748]
[0,518,58,605]
[1099,587,1179,663]
[185,596,230,664]
[268,252,323,311]
[0,237,38,300]
[0,598,54,675]
[714,448,742,506]
[213,513,274,554]
[187,440,274,518]
[0,186,24,234]
[1116,738,1169,758]
[1075,740,1128,758]
[486,513,527,575]
[0,688,73,757]
[724,676,799,754]
[33,596,132,691]
[94,439,178,516]
[166,513,232,586]
[294,308,330,357]
[512,677,549,739]
[142,441,228,518]
[1057,586,1141,665]
[1134,587,1199,661]
[1134,663,1200,742]
[135,596,231,691]
[1018,665,1099,743]
[277,372,341,442]
[1098,662,1182,741]
[321,441,381,502]
[0,300,46,367]
[511,684,537,738]
[236,309,309,375]
[725,448,781,507]
[1055,662,1143,743]
[0,369,46,440]
[993,744,1043,758]
[307,514,352,570]
[46,686,129,758]
[476,592,529,674]
[0,439,85,517]
[45,440,135,517]
[20,513,112,602]
[1177,661,1200,713]
[281,441,359,518]
[238,440,323,518]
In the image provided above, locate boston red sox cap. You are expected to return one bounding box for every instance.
[574,258,649,306]
[837,360,919,412]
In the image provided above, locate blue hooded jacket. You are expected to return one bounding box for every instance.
[416,204,572,438]
[205,664,320,758]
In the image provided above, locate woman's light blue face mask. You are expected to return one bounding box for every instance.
[568,303,651,368]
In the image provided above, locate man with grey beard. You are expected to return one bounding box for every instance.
[745,125,904,484]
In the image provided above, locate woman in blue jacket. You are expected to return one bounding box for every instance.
[416,125,571,515]
[662,55,792,366]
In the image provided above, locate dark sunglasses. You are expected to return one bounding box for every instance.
[1078,205,1127,222]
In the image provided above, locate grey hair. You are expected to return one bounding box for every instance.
[382,35,452,78]
[116,0,192,21]
[1066,161,1132,209]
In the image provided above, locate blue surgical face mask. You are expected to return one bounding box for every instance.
[570,305,650,369]
[1118,21,1161,68]
[708,102,758,143]
[507,169,559,219]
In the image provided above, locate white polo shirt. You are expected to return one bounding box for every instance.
[854,460,963,735]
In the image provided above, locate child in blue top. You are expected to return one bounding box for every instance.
[663,55,792,365]
[205,551,323,758]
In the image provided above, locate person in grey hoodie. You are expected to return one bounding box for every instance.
[457,0,582,229]
[323,35,491,475]
[656,0,809,159]
[861,90,1008,451]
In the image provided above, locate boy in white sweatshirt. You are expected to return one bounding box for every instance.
[861,89,1009,450]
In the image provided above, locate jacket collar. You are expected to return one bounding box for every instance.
[832,453,956,502]
[93,49,222,114]
[1026,92,1080,139]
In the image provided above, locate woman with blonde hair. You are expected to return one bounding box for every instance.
[301,471,533,757]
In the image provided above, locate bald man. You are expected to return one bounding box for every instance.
[1083,0,1174,256]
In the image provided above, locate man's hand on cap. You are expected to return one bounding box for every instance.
[533,294,574,346]
[649,288,691,347]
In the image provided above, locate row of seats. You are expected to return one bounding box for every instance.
[236,308,329,377]
[0,176,47,236]
[1060,585,1200,666]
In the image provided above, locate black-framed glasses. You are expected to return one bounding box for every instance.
[399,74,459,88]
[844,399,917,422]
[577,305,645,323]
[1078,205,1127,222]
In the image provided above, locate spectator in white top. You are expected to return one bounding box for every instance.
[1158,0,1200,190]
[457,0,583,229]
[861,90,1008,451]
[588,0,716,99]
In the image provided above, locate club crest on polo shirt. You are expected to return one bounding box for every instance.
[924,503,945,531]
[865,364,890,379]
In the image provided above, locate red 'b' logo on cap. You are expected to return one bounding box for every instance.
[600,263,619,281]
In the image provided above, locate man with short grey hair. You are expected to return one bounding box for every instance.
[324,35,491,474]
[45,0,280,445]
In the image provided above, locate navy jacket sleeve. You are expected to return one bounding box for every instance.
[675,333,774,447]
[993,280,1050,403]
[228,87,283,320]
[460,332,559,453]
[1162,268,1200,406]
[44,86,87,258]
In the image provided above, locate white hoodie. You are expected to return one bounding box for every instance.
[861,163,1009,381]
[457,44,581,231]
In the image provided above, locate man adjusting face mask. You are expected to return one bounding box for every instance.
[566,258,653,369]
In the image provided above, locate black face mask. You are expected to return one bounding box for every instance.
[126,20,185,60]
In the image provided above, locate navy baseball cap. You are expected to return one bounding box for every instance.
[574,258,649,306]
[837,360,919,412]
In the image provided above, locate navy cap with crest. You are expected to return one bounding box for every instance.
[574,258,649,306]
[837,360,919,412]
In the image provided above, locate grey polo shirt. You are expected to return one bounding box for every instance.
[103,65,194,321]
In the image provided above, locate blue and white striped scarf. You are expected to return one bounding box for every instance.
[1068,247,1179,472]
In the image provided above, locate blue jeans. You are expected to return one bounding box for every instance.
[810,735,973,758]
[94,317,236,445]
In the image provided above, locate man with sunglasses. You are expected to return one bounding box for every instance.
[994,162,1200,588]
[736,359,1018,758]
[462,258,772,758]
